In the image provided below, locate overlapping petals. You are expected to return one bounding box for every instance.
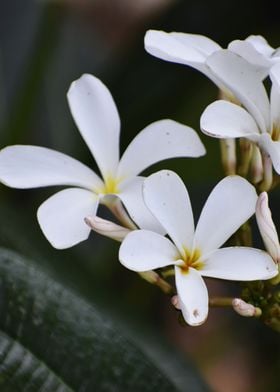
[119,171,278,326]
[201,60,280,174]
[0,74,205,248]
[144,31,280,101]
[228,35,280,79]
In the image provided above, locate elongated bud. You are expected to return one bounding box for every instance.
[250,144,263,184]
[85,216,131,242]
[220,138,236,175]
[256,192,280,264]
[238,138,252,177]
[259,152,273,191]
[232,298,261,317]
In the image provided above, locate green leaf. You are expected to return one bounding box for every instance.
[0,248,208,391]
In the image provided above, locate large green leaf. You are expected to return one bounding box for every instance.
[0,248,208,391]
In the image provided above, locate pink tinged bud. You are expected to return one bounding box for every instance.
[232,298,261,317]
[85,216,131,242]
[256,192,280,264]
[171,295,181,310]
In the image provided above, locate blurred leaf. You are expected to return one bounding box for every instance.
[0,248,209,391]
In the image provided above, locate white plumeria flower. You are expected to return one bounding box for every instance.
[0,74,205,249]
[201,56,280,174]
[119,171,277,326]
[144,31,278,97]
[229,35,280,79]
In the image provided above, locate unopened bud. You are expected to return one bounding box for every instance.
[220,138,236,175]
[171,295,181,310]
[256,192,280,264]
[250,144,263,184]
[232,298,261,317]
[85,216,131,242]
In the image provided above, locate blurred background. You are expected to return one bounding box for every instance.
[0,1,279,391]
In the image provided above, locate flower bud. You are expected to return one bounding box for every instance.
[256,192,280,264]
[250,144,263,184]
[171,295,181,310]
[85,216,131,242]
[220,138,236,175]
[232,298,261,317]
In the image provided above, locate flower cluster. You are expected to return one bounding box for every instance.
[1,31,280,328]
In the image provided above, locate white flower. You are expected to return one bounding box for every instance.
[0,74,205,249]
[144,31,279,96]
[119,171,277,326]
[200,59,280,174]
[229,35,280,79]
[256,192,280,264]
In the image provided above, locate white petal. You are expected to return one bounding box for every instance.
[0,145,103,191]
[119,229,179,271]
[256,192,280,263]
[144,30,222,87]
[37,188,98,249]
[67,74,120,179]
[258,133,280,174]
[200,100,261,140]
[143,170,194,254]
[206,50,270,133]
[175,266,208,326]
[245,35,275,57]
[228,40,271,78]
[270,64,280,129]
[194,176,257,255]
[117,119,205,178]
[202,247,277,280]
[118,177,165,234]
[170,32,221,57]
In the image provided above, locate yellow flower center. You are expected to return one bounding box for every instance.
[271,125,280,141]
[98,175,121,195]
[179,248,204,274]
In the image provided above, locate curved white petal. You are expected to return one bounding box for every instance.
[37,188,98,249]
[200,100,261,140]
[170,32,221,57]
[228,40,271,78]
[245,35,275,57]
[118,119,205,178]
[194,176,257,255]
[175,266,208,326]
[118,177,165,233]
[119,230,179,271]
[67,74,120,179]
[145,30,207,65]
[258,133,280,174]
[0,145,103,191]
[143,170,194,254]
[144,30,222,87]
[206,50,270,133]
[270,64,280,129]
[202,247,277,280]
[256,192,280,263]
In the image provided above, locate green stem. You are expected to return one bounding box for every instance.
[209,297,233,307]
